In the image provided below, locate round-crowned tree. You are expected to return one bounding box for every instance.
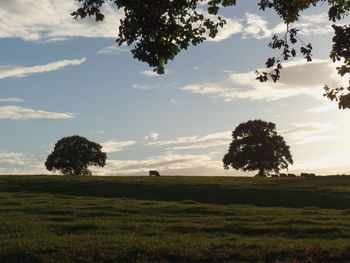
[223,120,293,177]
[45,135,107,176]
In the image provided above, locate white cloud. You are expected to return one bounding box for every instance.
[243,13,277,39]
[205,14,243,42]
[0,0,334,44]
[140,69,172,77]
[0,98,25,103]
[141,70,162,77]
[243,12,333,39]
[147,131,231,150]
[0,0,241,45]
[0,106,75,120]
[295,13,333,36]
[181,59,343,102]
[300,13,328,24]
[0,152,28,165]
[167,141,229,150]
[0,58,86,80]
[144,132,160,141]
[101,140,136,153]
[97,45,130,55]
[0,158,49,175]
[0,0,123,41]
[132,84,160,90]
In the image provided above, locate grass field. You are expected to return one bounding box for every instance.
[0,175,349,262]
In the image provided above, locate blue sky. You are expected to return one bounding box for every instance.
[0,0,349,175]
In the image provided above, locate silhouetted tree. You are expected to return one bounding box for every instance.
[72,0,350,109]
[223,120,293,177]
[45,135,107,176]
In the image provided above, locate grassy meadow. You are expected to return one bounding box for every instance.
[0,175,349,262]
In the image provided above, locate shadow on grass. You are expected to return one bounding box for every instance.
[168,225,350,239]
[49,223,100,235]
[0,252,41,263]
[1,176,350,209]
[2,244,349,263]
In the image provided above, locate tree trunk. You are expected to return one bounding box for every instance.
[258,168,265,177]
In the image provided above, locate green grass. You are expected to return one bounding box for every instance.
[0,175,349,262]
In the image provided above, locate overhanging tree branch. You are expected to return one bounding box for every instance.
[72,0,350,109]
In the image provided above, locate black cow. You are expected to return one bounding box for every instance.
[149,170,160,176]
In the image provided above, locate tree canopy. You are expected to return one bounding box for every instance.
[223,120,293,176]
[45,135,107,176]
[72,0,350,109]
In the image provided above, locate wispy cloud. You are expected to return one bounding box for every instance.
[294,13,333,36]
[0,58,86,80]
[0,98,25,103]
[181,59,343,102]
[0,106,75,120]
[132,84,160,90]
[0,152,29,165]
[167,141,229,150]
[305,101,339,113]
[101,140,136,153]
[147,131,231,150]
[0,157,49,175]
[280,122,350,145]
[97,45,130,55]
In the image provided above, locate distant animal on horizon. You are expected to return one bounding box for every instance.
[149,170,160,176]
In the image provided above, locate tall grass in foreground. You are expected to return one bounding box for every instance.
[0,175,349,262]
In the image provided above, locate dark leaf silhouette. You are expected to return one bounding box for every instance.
[45,135,107,176]
[223,120,293,177]
[72,0,350,108]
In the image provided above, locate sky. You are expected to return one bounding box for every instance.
[0,0,349,176]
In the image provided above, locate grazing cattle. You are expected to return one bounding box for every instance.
[149,170,160,177]
[301,173,316,178]
[279,173,287,177]
[288,174,296,177]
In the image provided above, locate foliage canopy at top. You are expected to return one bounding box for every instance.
[72,0,350,109]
